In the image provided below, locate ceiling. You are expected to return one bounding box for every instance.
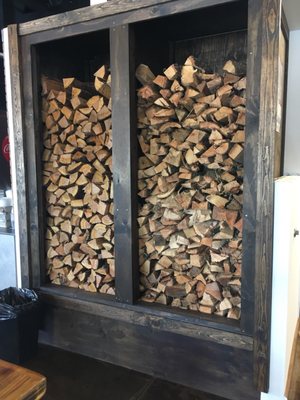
[1,0,89,27]
[283,0,300,30]
[12,0,87,13]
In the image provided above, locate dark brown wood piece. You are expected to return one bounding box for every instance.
[251,0,282,392]
[110,24,139,303]
[39,285,251,348]
[21,36,42,288]
[173,30,247,74]
[240,0,262,337]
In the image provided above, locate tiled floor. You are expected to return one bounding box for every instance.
[24,345,225,400]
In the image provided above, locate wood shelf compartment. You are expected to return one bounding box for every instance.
[36,30,115,295]
[134,2,247,319]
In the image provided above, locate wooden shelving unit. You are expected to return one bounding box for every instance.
[4,1,289,399]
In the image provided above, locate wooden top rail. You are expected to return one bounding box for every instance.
[17,0,233,36]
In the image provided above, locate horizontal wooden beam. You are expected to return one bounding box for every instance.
[39,285,253,350]
[18,0,235,36]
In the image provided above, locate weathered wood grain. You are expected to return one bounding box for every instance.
[39,285,252,350]
[133,0,247,72]
[21,37,42,288]
[18,0,234,37]
[0,359,46,400]
[240,0,263,337]
[4,25,30,287]
[174,30,247,74]
[110,25,139,303]
[39,303,259,400]
[252,0,282,392]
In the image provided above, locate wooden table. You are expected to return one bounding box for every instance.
[0,359,46,400]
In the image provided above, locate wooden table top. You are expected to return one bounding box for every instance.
[0,359,46,400]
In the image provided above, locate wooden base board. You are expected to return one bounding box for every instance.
[38,292,260,400]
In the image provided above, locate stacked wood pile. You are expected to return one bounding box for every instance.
[42,65,115,294]
[136,56,245,319]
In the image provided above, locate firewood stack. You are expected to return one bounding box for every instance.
[42,65,115,295]
[136,56,245,319]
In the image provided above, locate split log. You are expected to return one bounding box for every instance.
[137,56,245,318]
[42,65,114,295]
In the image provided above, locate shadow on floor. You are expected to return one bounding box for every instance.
[24,345,226,400]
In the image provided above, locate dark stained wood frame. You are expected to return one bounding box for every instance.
[251,0,284,390]
[4,0,288,397]
[110,24,139,304]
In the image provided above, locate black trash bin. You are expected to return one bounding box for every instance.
[0,287,39,363]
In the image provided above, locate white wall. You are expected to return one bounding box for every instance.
[261,177,300,400]
[284,30,300,175]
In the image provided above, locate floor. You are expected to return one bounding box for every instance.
[24,345,225,400]
[288,330,300,400]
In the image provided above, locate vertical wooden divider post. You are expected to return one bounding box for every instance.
[251,0,282,392]
[21,36,42,288]
[110,24,139,304]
